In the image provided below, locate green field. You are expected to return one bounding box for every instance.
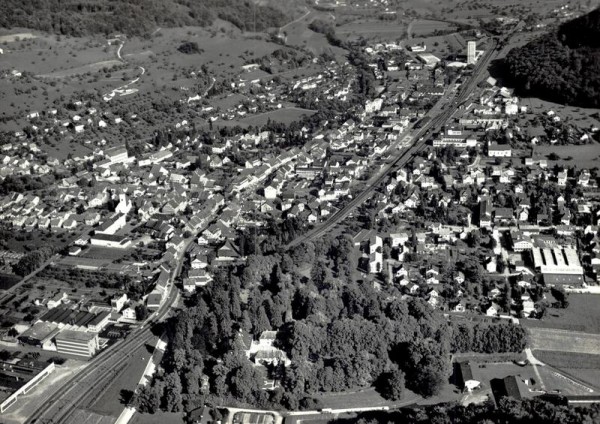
[410,19,457,37]
[522,294,600,334]
[80,246,132,261]
[336,20,407,41]
[528,328,600,355]
[132,411,184,424]
[532,144,600,169]
[534,350,600,370]
[315,386,422,409]
[239,107,317,126]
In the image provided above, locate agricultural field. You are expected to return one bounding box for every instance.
[528,328,600,355]
[79,246,132,261]
[410,19,458,37]
[522,294,600,334]
[533,350,600,390]
[335,19,407,42]
[239,107,317,126]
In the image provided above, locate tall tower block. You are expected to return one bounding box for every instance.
[467,41,476,65]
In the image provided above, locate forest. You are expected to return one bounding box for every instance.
[0,0,290,36]
[503,7,600,107]
[133,235,527,413]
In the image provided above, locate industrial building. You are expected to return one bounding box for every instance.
[0,360,56,413]
[90,233,132,249]
[55,330,99,358]
[532,247,584,285]
[417,53,441,68]
[37,307,110,333]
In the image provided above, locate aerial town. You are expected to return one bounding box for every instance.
[0,1,599,424]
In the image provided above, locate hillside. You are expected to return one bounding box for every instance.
[0,0,291,36]
[504,7,600,108]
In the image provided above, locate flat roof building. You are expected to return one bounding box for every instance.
[532,247,584,285]
[0,360,55,413]
[55,330,99,358]
[417,53,441,68]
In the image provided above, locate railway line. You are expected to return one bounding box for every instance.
[286,37,501,249]
[26,268,180,424]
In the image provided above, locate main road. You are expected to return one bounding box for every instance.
[25,238,194,424]
[286,37,501,249]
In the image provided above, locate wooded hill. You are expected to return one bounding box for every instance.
[0,0,290,36]
[504,7,600,107]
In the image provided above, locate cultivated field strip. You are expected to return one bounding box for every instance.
[529,328,600,355]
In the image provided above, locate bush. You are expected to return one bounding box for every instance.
[177,41,203,54]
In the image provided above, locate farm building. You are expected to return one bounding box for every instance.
[455,362,481,392]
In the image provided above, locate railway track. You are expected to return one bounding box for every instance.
[27,323,157,424]
[286,38,500,249]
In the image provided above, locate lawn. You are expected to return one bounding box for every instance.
[522,294,600,334]
[314,386,422,409]
[132,411,184,424]
[239,107,317,126]
[80,246,132,261]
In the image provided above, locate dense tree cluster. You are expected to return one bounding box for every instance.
[308,19,343,47]
[504,7,600,107]
[12,246,55,276]
[331,398,600,424]
[148,232,527,412]
[0,0,290,36]
[177,41,203,55]
[0,174,56,196]
[450,321,527,354]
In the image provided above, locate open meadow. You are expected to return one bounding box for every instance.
[522,294,600,334]
[410,19,457,37]
[239,107,317,126]
[532,144,600,169]
[336,19,407,42]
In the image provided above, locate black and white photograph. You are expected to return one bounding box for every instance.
[0,0,599,423]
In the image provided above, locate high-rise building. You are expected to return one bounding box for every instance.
[467,41,476,65]
[55,330,99,358]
